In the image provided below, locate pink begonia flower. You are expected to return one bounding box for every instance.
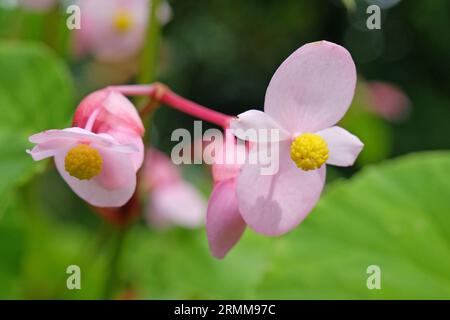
[143,148,206,229]
[206,133,247,259]
[367,81,411,122]
[72,88,145,170]
[74,0,149,63]
[27,125,140,208]
[231,41,363,236]
[18,0,56,12]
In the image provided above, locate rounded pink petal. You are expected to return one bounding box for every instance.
[316,126,364,167]
[73,89,144,137]
[230,110,291,142]
[147,182,206,229]
[54,145,136,207]
[236,141,326,236]
[206,179,246,259]
[210,133,245,183]
[368,81,411,122]
[109,130,144,170]
[264,41,357,133]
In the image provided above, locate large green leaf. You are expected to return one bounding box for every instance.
[124,151,450,299]
[257,151,450,299]
[0,41,73,201]
[124,227,272,299]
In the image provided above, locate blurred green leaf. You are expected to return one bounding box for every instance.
[257,151,450,299]
[21,213,107,299]
[0,41,73,205]
[124,227,272,299]
[0,193,26,298]
[124,151,450,299]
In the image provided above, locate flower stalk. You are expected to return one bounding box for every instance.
[111,83,233,128]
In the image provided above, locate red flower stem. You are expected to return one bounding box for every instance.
[110,84,233,128]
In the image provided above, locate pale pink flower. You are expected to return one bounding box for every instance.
[27,127,140,208]
[27,88,144,207]
[143,148,206,229]
[206,133,246,259]
[72,88,145,170]
[367,81,410,122]
[18,0,56,12]
[74,0,149,63]
[231,41,363,236]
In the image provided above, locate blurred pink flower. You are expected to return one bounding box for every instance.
[72,88,145,170]
[231,41,363,236]
[27,127,140,208]
[74,0,149,63]
[367,81,411,122]
[143,148,206,229]
[18,0,56,12]
[206,133,247,259]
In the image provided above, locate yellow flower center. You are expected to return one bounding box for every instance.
[113,10,133,33]
[290,133,329,171]
[64,144,103,180]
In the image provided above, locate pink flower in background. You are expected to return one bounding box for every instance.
[74,0,149,63]
[231,41,363,236]
[27,126,140,207]
[367,81,411,122]
[18,0,56,12]
[206,132,246,259]
[143,148,206,229]
[72,88,145,170]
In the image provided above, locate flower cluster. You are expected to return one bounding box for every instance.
[27,41,363,259]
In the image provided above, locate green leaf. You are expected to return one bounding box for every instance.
[124,152,450,299]
[0,41,73,203]
[257,151,450,299]
[124,227,272,299]
[0,193,26,298]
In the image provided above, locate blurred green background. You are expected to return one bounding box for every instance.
[0,0,449,299]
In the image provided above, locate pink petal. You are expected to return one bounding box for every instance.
[230,110,290,142]
[54,146,136,207]
[316,126,364,167]
[27,138,77,161]
[147,182,206,229]
[29,128,138,154]
[73,89,144,137]
[236,141,326,236]
[264,41,357,133]
[29,128,102,144]
[206,179,246,259]
[210,133,245,183]
[108,130,144,171]
[368,81,411,122]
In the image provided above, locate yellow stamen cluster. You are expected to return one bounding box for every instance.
[113,10,133,33]
[64,144,103,180]
[290,133,329,171]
